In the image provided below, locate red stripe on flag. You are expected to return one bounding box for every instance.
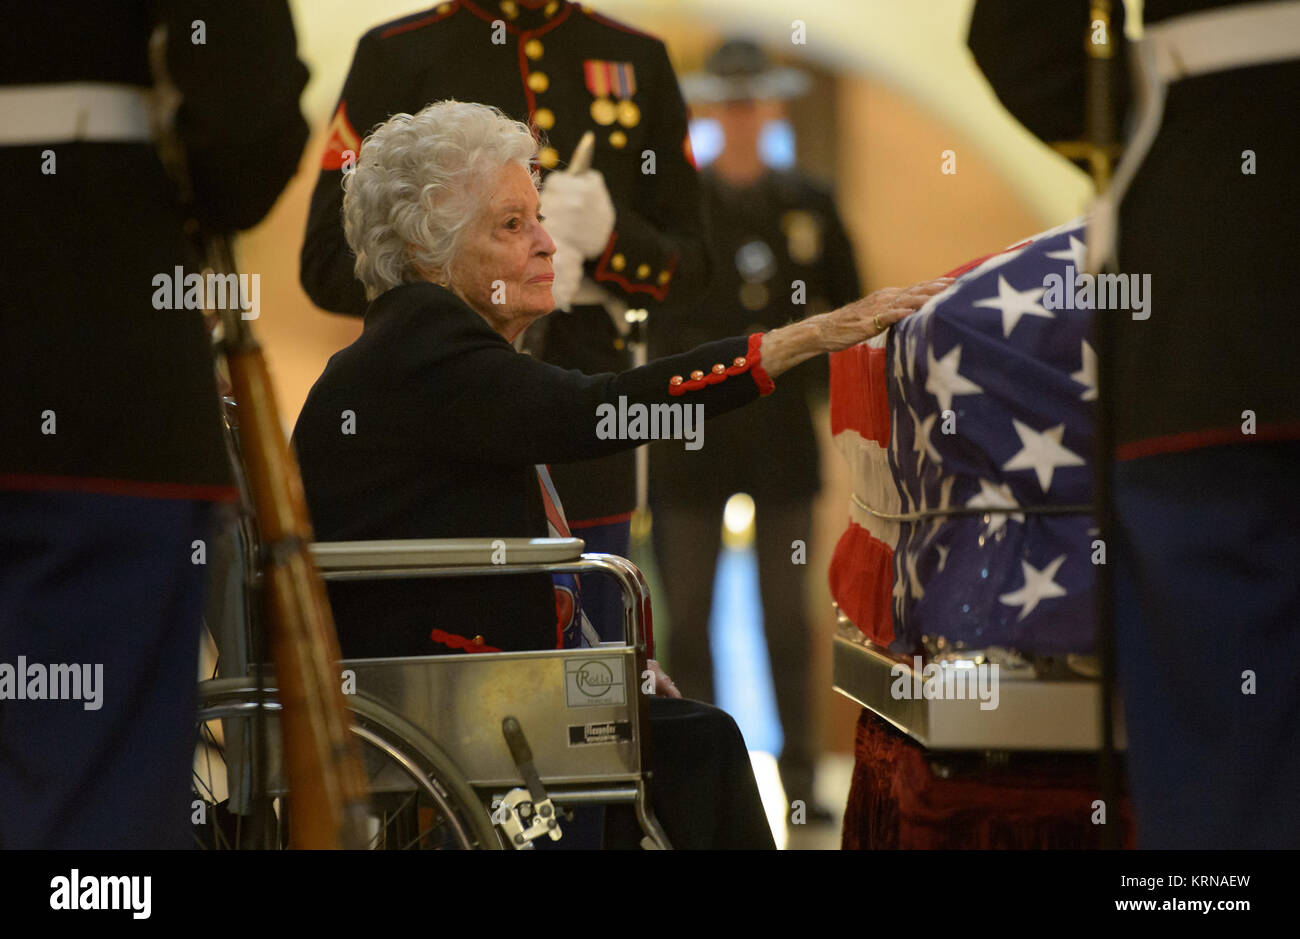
[828,520,896,647]
[829,343,891,447]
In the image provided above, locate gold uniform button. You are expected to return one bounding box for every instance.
[611,253,626,272]
[545,0,560,15]
[527,71,549,93]
[733,356,747,368]
[670,375,684,386]
[436,2,451,12]
[533,107,555,130]
[608,129,627,149]
[473,635,485,646]
[538,146,559,169]
[712,363,726,375]
[613,338,626,351]
[501,1,519,19]
[690,370,705,381]
[636,263,650,279]
[657,270,671,285]
[524,39,544,60]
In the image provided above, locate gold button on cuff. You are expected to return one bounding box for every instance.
[670,375,683,386]
[538,146,559,168]
[657,270,671,285]
[501,1,519,18]
[608,129,627,149]
[533,107,555,130]
[524,39,544,59]
[527,71,549,93]
[545,0,560,15]
[712,363,726,375]
[690,370,705,381]
[611,253,626,272]
[473,634,485,645]
[636,263,650,279]
[733,357,747,368]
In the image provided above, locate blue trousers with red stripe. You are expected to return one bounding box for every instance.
[1112,442,1300,847]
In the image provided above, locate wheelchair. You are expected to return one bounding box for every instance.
[193,402,671,850]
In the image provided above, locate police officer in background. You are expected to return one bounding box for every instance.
[649,39,862,821]
[300,0,710,639]
[0,1,308,847]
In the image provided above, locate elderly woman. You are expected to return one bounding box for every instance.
[292,101,947,848]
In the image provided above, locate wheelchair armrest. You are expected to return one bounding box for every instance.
[309,537,586,571]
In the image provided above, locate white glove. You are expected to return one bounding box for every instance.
[549,239,584,312]
[540,168,616,260]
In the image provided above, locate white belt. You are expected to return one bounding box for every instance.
[1086,0,1300,274]
[0,83,154,146]
[1147,0,1300,81]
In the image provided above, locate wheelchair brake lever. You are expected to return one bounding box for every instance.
[496,716,562,848]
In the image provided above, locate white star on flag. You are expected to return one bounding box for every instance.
[915,412,943,470]
[1046,235,1088,273]
[905,545,926,600]
[926,343,983,413]
[966,478,1025,535]
[974,275,1053,337]
[999,554,1068,620]
[1072,339,1097,401]
[1002,420,1085,493]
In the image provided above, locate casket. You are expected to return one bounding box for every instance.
[829,218,1096,658]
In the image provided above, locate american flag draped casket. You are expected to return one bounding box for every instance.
[828,218,1097,656]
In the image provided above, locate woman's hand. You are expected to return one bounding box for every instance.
[646,659,682,698]
[759,276,955,379]
[819,277,954,352]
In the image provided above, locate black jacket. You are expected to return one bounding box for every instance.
[1,1,309,498]
[650,170,861,504]
[292,282,768,656]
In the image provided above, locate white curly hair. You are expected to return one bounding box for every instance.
[342,100,540,300]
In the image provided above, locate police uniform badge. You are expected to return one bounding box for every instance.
[782,210,823,265]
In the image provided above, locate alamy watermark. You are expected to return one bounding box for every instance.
[50,869,150,919]
[151,266,260,319]
[1043,265,1150,320]
[595,396,704,451]
[0,657,103,710]
[890,656,999,711]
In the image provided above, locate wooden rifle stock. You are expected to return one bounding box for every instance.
[218,297,371,849]
[148,24,368,849]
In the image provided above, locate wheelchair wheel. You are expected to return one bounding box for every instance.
[191,678,501,850]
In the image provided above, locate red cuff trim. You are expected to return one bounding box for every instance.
[747,333,775,396]
[667,333,773,397]
[430,629,501,654]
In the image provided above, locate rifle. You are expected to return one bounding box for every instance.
[150,27,369,849]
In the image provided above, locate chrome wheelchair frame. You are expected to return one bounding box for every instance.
[196,535,672,850]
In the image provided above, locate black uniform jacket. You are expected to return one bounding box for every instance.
[292,282,769,657]
[650,170,861,505]
[1112,0,1300,457]
[301,0,707,317]
[1,1,309,499]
